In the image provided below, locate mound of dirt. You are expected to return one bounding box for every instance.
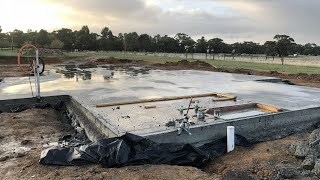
[153,60,217,71]
[39,48,64,57]
[203,134,316,179]
[290,73,320,82]
[92,57,134,65]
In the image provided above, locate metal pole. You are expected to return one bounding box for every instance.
[35,50,40,99]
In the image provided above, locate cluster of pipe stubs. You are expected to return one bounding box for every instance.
[166,100,208,136]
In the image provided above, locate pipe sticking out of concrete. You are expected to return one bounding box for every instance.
[227,126,235,153]
[96,92,237,107]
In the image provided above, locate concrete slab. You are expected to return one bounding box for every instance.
[1,64,320,142]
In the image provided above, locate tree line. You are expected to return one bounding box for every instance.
[1,25,320,57]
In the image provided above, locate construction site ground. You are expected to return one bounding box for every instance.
[1,56,320,179]
[0,109,316,180]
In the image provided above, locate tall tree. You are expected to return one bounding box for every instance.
[10,29,25,47]
[36,29,50,47]
[54,28,75,50]
[264,41,277,56]
[0,26,10,48]
[75,26,91,50]
[157,35,179,53]
[99,27,115,51]
[50,39,64,49]
[207,38,225,53]
[196,36,208,53]
[174,33,195,52]
[274,35,295,65]
[125,32,139,51]
[138,34,152,52]
[303,43,318,55]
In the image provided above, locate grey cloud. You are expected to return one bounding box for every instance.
[44,0,320,44]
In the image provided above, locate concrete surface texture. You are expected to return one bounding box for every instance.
[1,65,320,138]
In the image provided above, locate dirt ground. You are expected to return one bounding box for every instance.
[204,135,310,179]
[0,109,219,180]
[1,56,320,179]
[0,109,317,180]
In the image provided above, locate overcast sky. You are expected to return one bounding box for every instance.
[1,0,319,44]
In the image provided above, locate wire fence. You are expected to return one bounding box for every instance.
[109,51,320,67]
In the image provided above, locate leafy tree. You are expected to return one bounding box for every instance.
[50,39,64,49]
[36,29,50,47]
[264,41,277,56]
[75,26,91,50]
[157,35,179,53]
[207,38,225,53]
[138,34,152,52]
[99,27,115,51]
[88,33,98,50]
[291,44,304,55]
[153,34,161,52]
[54,28,75,50]
[303,43,318,55]
[25,29,37,45]
[174,33,195,52]
[125,32,139,51]
[195,36,208,53]
[0,26,10,48]
[273,35,295,65]
[10,29,25,47]
[101,27,113,39]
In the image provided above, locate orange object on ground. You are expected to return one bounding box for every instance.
[17,44,37,74]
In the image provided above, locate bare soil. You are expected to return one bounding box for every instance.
[0,109,218,180]
[203,135,308,179]
[0,109,316,180]
[152,60,217,71]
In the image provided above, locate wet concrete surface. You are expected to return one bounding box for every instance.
[1,65,320,135]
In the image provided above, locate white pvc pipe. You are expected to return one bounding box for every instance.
[227,126,235,152]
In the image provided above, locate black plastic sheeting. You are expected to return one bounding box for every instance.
[9,100,65,113]
[40,133,251,168]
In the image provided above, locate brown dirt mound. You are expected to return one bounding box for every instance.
[203,134,309,179]
[153,60,217,71]
[0,56,63,65]
[94,57,133,64]
[290,73,320,81]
